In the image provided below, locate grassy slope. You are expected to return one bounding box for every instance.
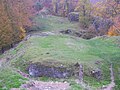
[0,15,120,90]
[11,35,120,89]
[33,15,79,32]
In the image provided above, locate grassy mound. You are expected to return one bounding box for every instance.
[9,35,120,89]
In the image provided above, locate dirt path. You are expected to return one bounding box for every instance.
[11,70,70,90]
[25,81,70,90]
[11,80,70,90]
[103,64,115,90]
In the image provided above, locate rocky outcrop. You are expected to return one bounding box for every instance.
[28,62,73,78]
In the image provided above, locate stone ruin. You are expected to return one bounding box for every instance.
[28,62,102,81]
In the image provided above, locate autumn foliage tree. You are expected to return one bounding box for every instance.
[92,0,120,36]
[0,0,33,53]
[75,0,92,29]
[105,0,120,36]
[108,16,120,36]
[0,0,19,52]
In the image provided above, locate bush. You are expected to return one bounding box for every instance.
[92,17,113,35]
[79,15,92,29]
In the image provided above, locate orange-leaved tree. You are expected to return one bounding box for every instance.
[0,0,20,51]
[108,16,120,36]
[0,0,34,53]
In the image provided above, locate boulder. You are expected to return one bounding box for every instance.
[68,12,79,22]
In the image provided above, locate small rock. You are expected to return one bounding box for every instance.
[91,68,102,81]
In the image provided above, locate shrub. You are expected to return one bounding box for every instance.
[79,15,92,29]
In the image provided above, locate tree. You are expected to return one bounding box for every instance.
[75,0,92,29]
[92,0,120,36]
[0,0,19,53]
[105,0,120,36]
[105,0,120,18]
[108,16,120,36]
[0,0,33,53]
[92,1,107,18]
[52,0,59,14]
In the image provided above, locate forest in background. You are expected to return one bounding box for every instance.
[0,0,120,53]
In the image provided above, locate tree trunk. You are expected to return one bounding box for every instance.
[1,47,4,53]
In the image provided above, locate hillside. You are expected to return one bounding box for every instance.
[0,15,120,90]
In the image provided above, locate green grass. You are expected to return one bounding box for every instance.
[112,60,120,90]
[0,67,27,90]
[10,35,120,89]
[13,35,120,63]
[69,81,83,90]
[33,15,79,31]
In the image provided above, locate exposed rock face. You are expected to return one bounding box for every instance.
[68,12,79,22]
[28,62,72,78]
